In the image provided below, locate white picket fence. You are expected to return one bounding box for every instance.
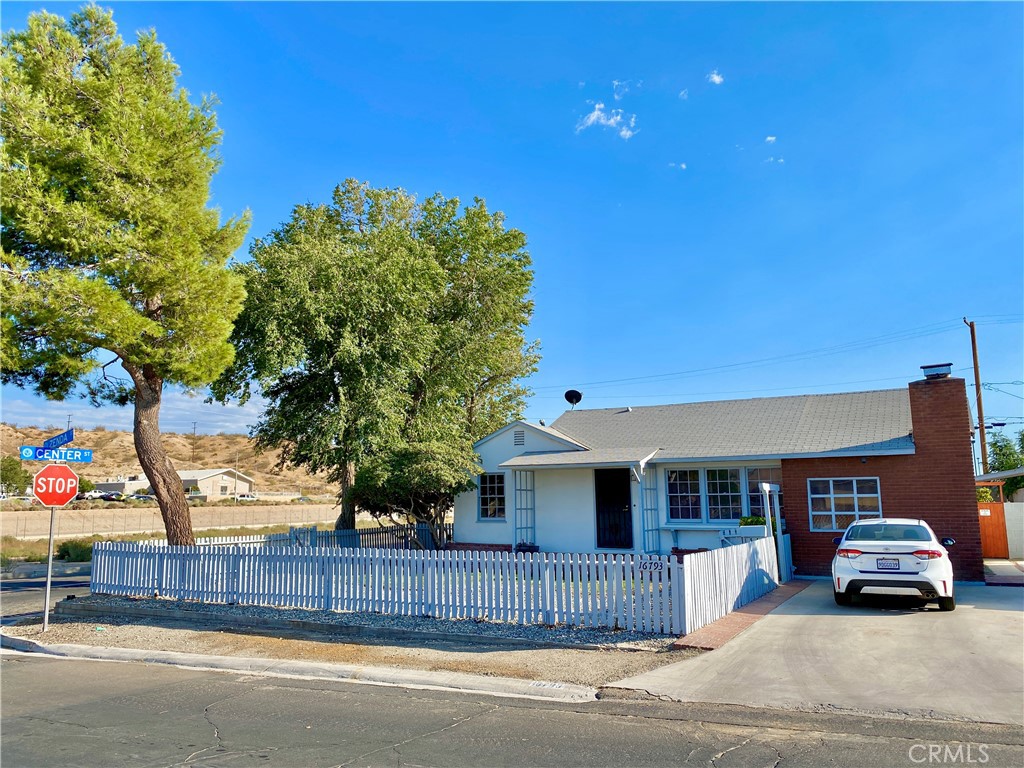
[682,536,779,634]
[92,544,683,634]
[91,537,780,636]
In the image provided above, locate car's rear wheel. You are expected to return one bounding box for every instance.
[938,595,956,612]
[834,590,851,606]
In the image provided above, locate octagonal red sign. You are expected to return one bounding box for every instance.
[32,464,80,508]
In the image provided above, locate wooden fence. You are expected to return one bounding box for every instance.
[92,544,682,633]
[681,536,779,634]
[90,536,780,636]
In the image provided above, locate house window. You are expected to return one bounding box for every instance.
[478,473,506,520]
[808,477,882,532]
[220,485,228,496]
[706,468,743,520]
[747,467,783,518]
[666,469,701,520]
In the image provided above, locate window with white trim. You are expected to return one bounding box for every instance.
[666,469,701,520]
[478,473,506,520]
[747,467,783,518]
[807,477,881,532]
[706,468,743,520]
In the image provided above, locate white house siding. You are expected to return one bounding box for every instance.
[454,428,784,555]
[454,424,583,548]
[533,468,644,553]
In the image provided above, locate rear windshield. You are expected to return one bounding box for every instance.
[845,523,931,542]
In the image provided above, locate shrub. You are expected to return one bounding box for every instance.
[57,539,93,562]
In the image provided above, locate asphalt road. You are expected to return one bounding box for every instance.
[0,577,91,625]
[2,654,1022,768]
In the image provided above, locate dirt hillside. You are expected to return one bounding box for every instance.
[0,423,338,496]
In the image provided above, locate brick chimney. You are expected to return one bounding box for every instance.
[907,366,983,581]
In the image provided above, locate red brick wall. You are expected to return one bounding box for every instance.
[782,377,983,581]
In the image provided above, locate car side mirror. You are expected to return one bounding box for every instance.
[832,537,843,545]
[940,537,955,547]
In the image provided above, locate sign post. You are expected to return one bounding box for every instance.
[32,464,80,632]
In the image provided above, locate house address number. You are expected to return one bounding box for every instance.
[638,561,665,572]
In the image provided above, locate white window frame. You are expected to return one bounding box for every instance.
[663,464,780,527]
[807,477,882,532]
[477,472,507,522]
[665,468,702,522]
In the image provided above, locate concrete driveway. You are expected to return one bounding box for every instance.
[609,580,1024,725]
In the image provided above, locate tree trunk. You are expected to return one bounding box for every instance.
[333,459,356,530]
[129,365,195,545]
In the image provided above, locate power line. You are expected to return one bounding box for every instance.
[532,317,1007,393]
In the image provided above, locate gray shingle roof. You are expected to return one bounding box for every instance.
[543,389,914,462]
[501,447,660,469]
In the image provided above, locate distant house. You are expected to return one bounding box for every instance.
[96,468,256,500]
[453,363,983,581]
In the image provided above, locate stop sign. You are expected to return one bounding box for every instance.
[32,464,80,507]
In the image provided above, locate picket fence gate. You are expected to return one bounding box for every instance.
[92,543,683,634]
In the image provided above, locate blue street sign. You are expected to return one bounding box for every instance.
[42,428,75,450]
[19,445,93,463]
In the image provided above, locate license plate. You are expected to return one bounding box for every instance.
[876,558,900,571]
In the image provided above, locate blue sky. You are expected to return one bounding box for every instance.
[2,1,1022,451]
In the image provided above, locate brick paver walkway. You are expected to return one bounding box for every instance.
[671,580,812,651]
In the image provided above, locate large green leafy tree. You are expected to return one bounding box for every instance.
[215,180,538,535]
[1,6,249,544]
[0,456,32,495]
[988,430,1024,501]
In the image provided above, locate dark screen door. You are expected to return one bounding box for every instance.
[595,468,633,549]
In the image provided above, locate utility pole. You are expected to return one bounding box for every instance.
[963,317,988,473]
[191,422,197,464]
[66,415,71,431]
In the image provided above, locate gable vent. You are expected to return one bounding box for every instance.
[513,429,526,446]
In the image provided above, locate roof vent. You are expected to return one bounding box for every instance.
[920,362,952,380]
[513,429,525,446]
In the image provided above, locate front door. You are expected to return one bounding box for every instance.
[595,468,633,549]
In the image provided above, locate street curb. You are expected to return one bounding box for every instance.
[0,631,597,703]
[52,600,623,652]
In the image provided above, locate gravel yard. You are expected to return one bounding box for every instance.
[4,595,698,687]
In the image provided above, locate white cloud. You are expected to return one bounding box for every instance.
[678,89,689,100]
[576,101,638,141]
[618,114,637,140]
[612,79,631,100]
[706,69,724,85]
[668,162,688,170]
[764,156,785,164]
[765,136,777,144]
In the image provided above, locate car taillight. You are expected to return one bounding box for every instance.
[912,550,944,560]
[836,548,862,558]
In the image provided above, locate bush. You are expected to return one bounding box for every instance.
[57,538,93,562]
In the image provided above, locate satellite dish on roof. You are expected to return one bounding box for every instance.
[564,389,583,409]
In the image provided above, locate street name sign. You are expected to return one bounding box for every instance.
[42,428,75,450]
[32,464,80,508]
[19,446,93,463]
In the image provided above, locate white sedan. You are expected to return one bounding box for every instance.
[831,517,956,611]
